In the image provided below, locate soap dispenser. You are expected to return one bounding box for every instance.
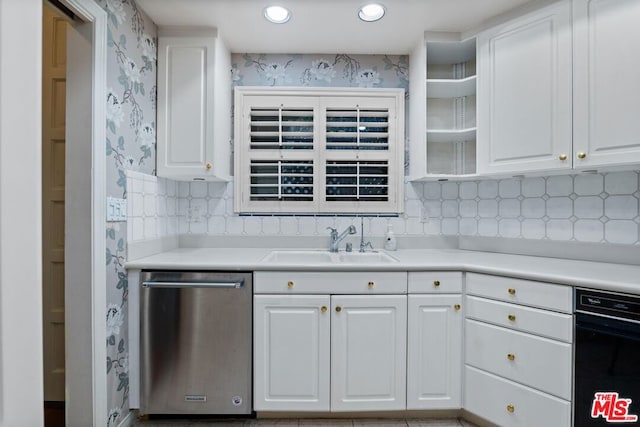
[384,224,397,251]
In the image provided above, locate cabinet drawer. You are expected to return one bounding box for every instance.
[254,271,407,294]
[465,296,573,343]
[408,271,463,293]
[466,273,572,313]
[464,366,571,427]
[465,319,572,400]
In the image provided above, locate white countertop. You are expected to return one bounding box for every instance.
[126,247,640,295]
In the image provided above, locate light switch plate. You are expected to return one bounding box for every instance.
[107,197,127,222]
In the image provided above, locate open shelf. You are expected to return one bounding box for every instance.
[427,76,477,98]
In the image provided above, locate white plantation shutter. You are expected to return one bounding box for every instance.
[234,88,404,214]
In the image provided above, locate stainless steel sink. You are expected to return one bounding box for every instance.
[262,250,398,264]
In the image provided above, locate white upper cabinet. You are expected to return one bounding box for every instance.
[573,0,640,168]
[477,1,573,175]
[157,27,231,181]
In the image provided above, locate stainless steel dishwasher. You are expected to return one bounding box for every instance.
[140,271,252,415]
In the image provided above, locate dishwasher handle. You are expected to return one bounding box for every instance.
[142,280,244,289]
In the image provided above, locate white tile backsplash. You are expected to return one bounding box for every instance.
[128,171,640,246]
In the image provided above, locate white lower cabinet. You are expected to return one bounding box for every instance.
[331,295,407,411]
[463,273,573,427]
[465,366,572,426]
[253,295,330,411]
[407,294,462,409]
[253,285,407,412]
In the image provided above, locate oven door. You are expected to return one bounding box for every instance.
[575,313,640,425]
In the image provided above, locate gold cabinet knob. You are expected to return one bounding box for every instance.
[577,152,586,159]
[507,353,516,361]
[559,154,567,161]
[454,304,461,311]
[507,404,515,413]
[508,314,516,322]
[508,288,516,295]
[205,162,212,170]
[433,280,440,287]
[335,306,342,313]
[287,281,294,288]
[321,306,327,313]
[368,281,375,288]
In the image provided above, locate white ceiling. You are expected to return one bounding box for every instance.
[136,0,538,54]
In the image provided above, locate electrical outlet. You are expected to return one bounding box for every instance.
[420,206,430,223]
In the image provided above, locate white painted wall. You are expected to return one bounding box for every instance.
[0,0,45,426]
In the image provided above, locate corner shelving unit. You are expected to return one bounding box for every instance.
[410,33,478,181]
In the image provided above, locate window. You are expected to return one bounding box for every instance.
[234,87,405,214]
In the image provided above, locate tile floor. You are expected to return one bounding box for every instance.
[134,418,480,427]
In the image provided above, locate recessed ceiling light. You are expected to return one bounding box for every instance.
[264,5,291,24]
[359,3,386,22]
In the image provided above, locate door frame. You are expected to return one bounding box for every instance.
[60,0,108,425]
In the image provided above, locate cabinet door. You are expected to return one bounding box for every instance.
[331,295,407,411]
[157,33,221,179]
[253,295,330,411]
[573,0,640,167]
[407,295,462,409]
[477,1,572,175]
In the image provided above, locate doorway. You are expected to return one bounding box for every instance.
[42,2,69,425]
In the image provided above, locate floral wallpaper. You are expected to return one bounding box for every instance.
[232,54,408,90]
[99,0,157,425]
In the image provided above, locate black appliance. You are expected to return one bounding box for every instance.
[574,288,640,426]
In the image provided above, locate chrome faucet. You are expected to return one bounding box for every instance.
[327,225,357,252]
[359,217,373,253]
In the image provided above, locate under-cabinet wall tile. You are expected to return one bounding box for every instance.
[208,216,226,235]
[132,217,144,241]
[459,181,478,199]
[441,218,458,235]
[442,182,459,200]
[521,177,545,197]
[574,219,604,242]
[605,171,638,195]
[546,219,573,240]
[478,200,498,218]
[405,217,424,235]
[226,216,244,234]
[144,194,156,216]
[574,174,603,196]
[605,195,638,219]
[262,217,281,235]
[574,196,603,219]
[498,218,521,238]
[297,217,316,235]
[424,182,441,199]
[280,217,299,235]
[442,200,458,218]
[131,193,144,217]
[478,180,498,199]
[478,218,498,236]
[459,218,477,236]
[499,178,520,198]
[521,219,545,239]
[459,200,477,218]
[498,199,520,218]
[605,220,638,245]
[143,216,157,239]
[521,198,545,218]
[546,197,573,219]
[190,181,208,198]
[546,175,573,196]
[244,216,262,235]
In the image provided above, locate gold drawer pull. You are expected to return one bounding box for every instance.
[368,281,375,288]
[287,281,294,288]
[433,280,440,287]
[507,353,516,361]
[507,404,515,413]
[321,306,327,313]
[335,306,342,313]
[454,304,461,311]
[508,288,516,295]
[508,314,516,322]
[558,154,567,161]
[205,162,212,170]
[577,152,586,159]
